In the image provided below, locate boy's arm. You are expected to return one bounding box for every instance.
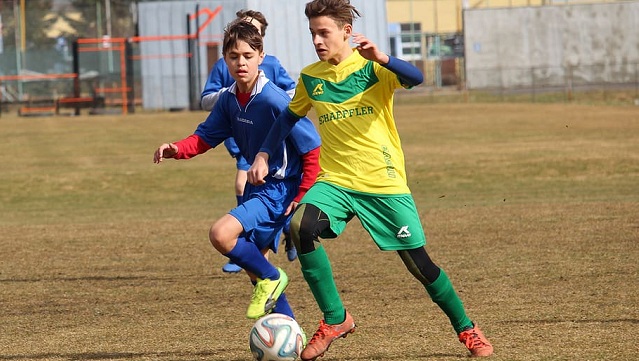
[294,146,320,203]
[283,146,320,216]
[172,134,212,159]
[381,56,424,87]
[248,109,301,185]
[275,62,296,98]
[153,134,211,163]
[352,32,423,87]
[200,60,230,111]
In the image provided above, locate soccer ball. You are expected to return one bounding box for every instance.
[249,313,305,361]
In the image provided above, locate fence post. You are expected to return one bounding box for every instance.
[531,66,536,102]
[567,65,573,102]
[125,40,135,113]
[72,40,81,115]
[635,62,639,103]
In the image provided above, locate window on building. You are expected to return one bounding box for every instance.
[427,34,464,59]
[399,23,422,61]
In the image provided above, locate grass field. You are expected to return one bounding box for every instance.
[1,103,638,361]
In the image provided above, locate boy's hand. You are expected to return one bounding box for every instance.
[284,201,298,216]
[352,33,389,65]
[247,152,270,185]
[153,143,178,163]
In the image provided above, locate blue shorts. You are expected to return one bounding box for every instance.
[229,177,300,252]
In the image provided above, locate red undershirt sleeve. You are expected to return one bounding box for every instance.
[172,134,212,159]
[294,146,321,203]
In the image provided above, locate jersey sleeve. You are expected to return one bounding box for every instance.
[273,60,296,93]
[201,59,234,111]
[287,77,313,117]
[380,56,424,88]
[288,116,321,155]
[193,94,233,148]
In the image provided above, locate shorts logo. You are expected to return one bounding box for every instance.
[396,225,411,238]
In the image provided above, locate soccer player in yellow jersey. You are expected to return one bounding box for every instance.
[248,0,493,359]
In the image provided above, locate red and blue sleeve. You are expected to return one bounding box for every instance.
[172,134,212,160]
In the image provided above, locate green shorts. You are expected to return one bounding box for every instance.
[300,181,426,251]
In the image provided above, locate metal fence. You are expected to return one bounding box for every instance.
[410,59,639,105]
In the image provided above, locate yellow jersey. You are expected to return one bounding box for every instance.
[288,49,410,195]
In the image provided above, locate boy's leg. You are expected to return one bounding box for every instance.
[212,205,288,319]
[358,194,492,357]
[291,202,356,361]
[398,247,493,357]
[283,221,298,261]
[221,156,249,273]
[225,237,288,319]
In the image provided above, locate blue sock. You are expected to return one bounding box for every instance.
[226,237,279,280]
[273,293,294,318]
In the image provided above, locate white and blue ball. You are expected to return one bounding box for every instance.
[249,313,305,361]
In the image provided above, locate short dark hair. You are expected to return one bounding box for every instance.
[236,9,268,37]
[305,0,361,27]
[222,19,264,55]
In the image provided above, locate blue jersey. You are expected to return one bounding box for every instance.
[194,72,320,182]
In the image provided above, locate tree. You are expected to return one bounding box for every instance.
[69,0,136,39]
[1,0,55,50]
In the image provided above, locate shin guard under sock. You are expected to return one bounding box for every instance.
[299,245,345,324]
[426,270,473,333]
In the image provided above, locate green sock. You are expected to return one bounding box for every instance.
[426,270,473,334]
[298,245,345,324]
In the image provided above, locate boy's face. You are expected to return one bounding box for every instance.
[309,16,352,65]
[224,40,264,92]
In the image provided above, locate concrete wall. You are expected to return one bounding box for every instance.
[464,2,639,89]
[138,0,387,110]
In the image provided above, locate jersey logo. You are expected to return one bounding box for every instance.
[301,61,379,103]
[396,226,411,238]
[312,83,324,96]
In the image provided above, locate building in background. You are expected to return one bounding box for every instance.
[384,0,633,88]
[1,0,636,111]
[136,0,387,110]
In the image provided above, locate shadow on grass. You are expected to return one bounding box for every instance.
[0,350,236,361]
[498,318,639,324]
[0,274,230,284]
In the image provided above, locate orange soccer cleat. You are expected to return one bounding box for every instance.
[301,311,356,361]
[458,323,494,357]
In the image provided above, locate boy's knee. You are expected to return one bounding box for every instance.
[209,225,233,253]
[292,203,329,254]
[290,204,305,250]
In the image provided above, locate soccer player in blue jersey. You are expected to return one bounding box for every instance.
[154,19,321,320]
[201,9,298,274]
[248,0,493,359]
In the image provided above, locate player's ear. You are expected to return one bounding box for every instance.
[258,50,265,65]
[343,24,352,40]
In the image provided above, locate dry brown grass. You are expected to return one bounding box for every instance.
[1,103,638,360]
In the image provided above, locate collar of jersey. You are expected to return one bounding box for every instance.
[228,70,269,97]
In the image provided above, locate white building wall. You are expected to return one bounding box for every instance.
[138,0,387,110]
[464,2,639,89]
